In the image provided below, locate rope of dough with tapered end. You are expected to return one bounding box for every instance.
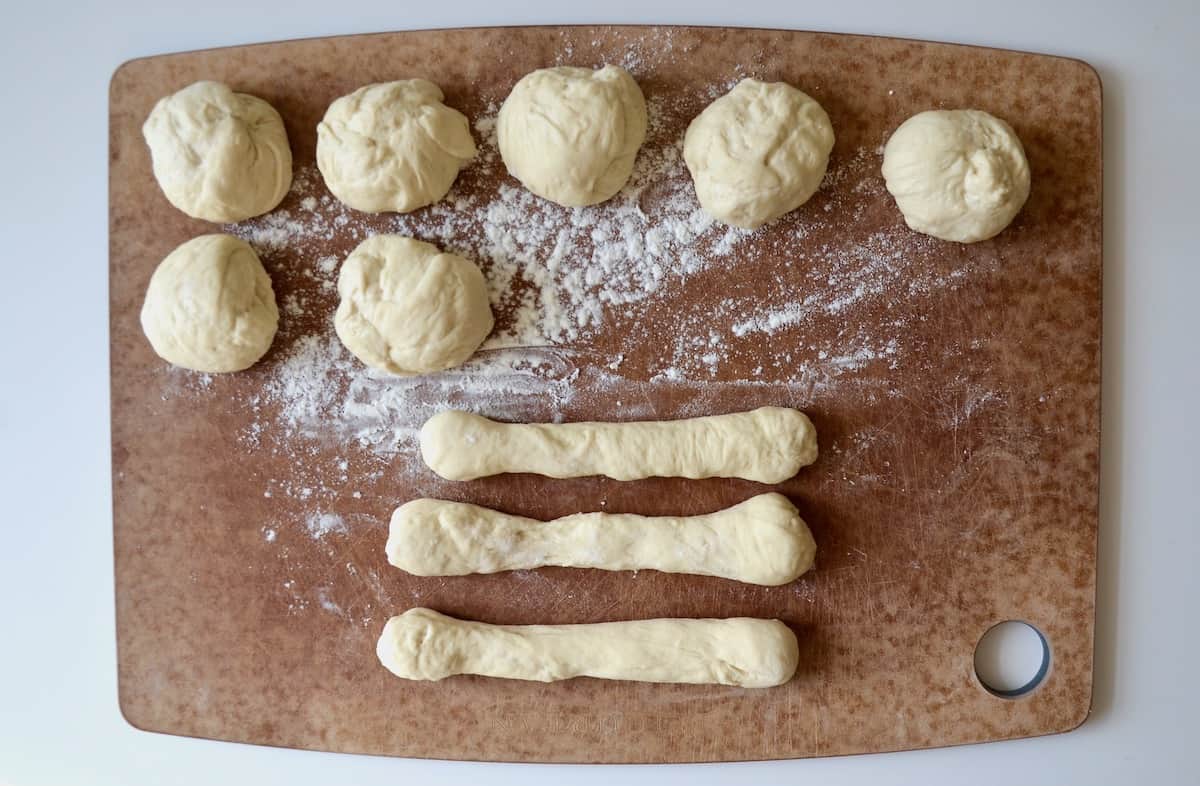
[419,406,818,483]
[376,608,799,687]
[387,492,816,586]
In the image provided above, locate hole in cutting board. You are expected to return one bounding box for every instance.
[974,621,1050,698]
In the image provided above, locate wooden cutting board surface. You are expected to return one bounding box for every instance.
[109,25,1102,762]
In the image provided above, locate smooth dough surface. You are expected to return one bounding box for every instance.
[142,81,292,223]
[683,78,835,229]
[317,79,476,213]
[140,234,278,373]
[388,492,816,586]
[334,235,493,374]
[377,608,799,687]
[881,109,1030,243]
[420,406,817,483]
[497,65,647,207]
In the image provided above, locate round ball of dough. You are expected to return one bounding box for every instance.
[497,65,647,207]
[140,234,279,373]
[683,79,835,230]
[317,80,476,214]
[335,235,494,375]
[881,109,1031,243]
[142,81,292,223]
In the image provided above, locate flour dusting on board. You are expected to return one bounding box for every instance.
[306,512,347,539]
[226,104,1000,467]
[385,95,746,347]
[207,62,1007,619]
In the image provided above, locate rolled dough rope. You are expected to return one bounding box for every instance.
[387,492,816,586]
[419,406,818,483]
[376,607,799,688]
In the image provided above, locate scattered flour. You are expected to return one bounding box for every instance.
[306,512,347,539]
[115,27,1045,634]
[202,74,1007,621]
[382,95,748,346]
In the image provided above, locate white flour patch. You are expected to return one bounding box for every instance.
[314,586,346,617]
[305,512,347,539]
[341,349,584,454]
[281,579,308,614]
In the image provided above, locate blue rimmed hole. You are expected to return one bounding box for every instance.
[974,620,1050,698]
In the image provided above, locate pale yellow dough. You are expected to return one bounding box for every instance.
[317,79,476,214]
[387,492,816,586]
[497,65,647,207]
[684,78,835,229]
[882,109,1030,243]
[142,81,292,223]
[376,608,799,687]
[334,235,493,374]
[140,234,278,373]
[419,406,817,483]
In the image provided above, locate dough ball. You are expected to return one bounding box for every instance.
[317,80,476,213]
[142,81,292,223]
[881,109,1030,243]
[334,235,494,374]
[140,234,279,373]
[497,65,647,207]
[683,78,835,230]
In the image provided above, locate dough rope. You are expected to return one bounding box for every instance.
[387,492,816,586]
[377,608,799,687]
[419,406,818,483]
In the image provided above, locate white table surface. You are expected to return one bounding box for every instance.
[2,1,1197,783]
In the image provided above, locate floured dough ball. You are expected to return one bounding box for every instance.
[142,81,292,223]
[317,80,476,213]
[140,234,279,373]
[498,65,647,207]
[683,78,835,230]
[334,235,494,375]
[882,109,1031,243]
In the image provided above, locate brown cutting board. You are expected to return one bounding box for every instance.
[110,25,1101,762]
